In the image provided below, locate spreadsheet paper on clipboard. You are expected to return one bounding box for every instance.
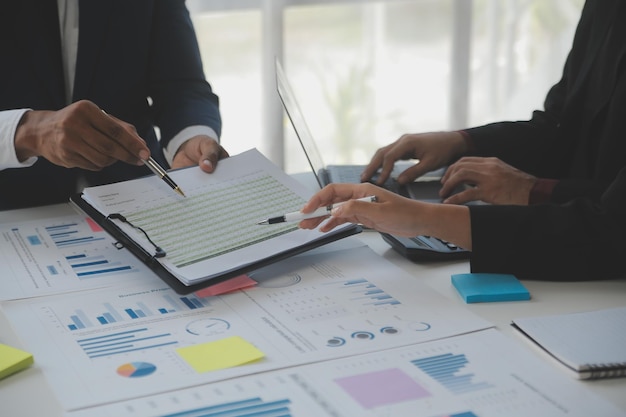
[71,149,360,293]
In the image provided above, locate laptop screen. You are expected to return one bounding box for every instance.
[275,58,327,189]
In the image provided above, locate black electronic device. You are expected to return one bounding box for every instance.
[380,233,470,261]
[276,58,473,263]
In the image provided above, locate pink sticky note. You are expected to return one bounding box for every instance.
[85,216,104,233]
[194,274,257,297]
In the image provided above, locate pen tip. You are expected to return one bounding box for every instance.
[176,187,186,197]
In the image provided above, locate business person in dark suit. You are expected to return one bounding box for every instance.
[0,0,226,210]
[301,0,626,282]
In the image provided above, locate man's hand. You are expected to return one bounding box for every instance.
[15,100,150,170]
[440,156,537,205]
[171,135,229,173]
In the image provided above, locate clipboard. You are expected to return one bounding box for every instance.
[69,149,362,295]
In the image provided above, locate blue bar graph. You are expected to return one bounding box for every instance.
[76,328,177,358]
[327,278,401,307]
[180,296,209,310]
[160,397,292,417]
[125,309,140,319]
[412,353,492,394]
[102,313,116,323]
[69,315,85,330]
[46,222,106,247]
[65,294,210,330]
[66,253,134,279]
[27,235,42,245]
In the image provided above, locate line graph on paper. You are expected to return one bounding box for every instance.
[125,173,303,267]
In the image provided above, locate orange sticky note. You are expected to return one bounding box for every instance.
[194,275,257,297]
[176,336,264,373]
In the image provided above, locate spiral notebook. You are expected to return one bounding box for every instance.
[511,306,626,380]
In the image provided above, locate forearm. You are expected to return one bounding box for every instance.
[463,116,560,177]
[468,189,626,281]
[416,202,472,250]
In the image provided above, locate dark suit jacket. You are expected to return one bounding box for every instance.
[464,0,626,281]
[0,0,221,209]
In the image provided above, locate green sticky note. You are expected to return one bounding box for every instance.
[0,343,34,380]
[176,336,265,373]
[451,273,530,303]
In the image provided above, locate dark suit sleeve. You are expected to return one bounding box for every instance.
[467,166,626,281]
[146,0,221,148]
[461,10,585,177]
[461,0,615,204]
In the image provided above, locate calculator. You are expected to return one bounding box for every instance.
[380,232,470,261]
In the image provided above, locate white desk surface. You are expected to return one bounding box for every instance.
[1,198,626,417]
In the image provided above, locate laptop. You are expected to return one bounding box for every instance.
[276,59,470,261]
[275,59,440,197]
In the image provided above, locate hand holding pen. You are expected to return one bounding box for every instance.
[258,195,377,225]
[15,101,154,173]
[298,182,431,236]
[142,157,186,197]
[100,106,185,197]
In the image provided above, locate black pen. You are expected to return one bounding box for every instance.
[143,157,186,197]
[258,195,377,225]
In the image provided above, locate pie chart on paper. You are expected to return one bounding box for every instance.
[116,361,157,378]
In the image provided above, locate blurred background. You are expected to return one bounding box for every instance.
[187,0,584,174]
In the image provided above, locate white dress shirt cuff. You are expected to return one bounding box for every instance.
[162,125,219,167]
[0,109,38,170]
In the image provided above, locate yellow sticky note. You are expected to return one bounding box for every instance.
[176,336,264,373]
[0,343,34,380]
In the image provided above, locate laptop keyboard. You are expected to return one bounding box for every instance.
[329,165,404,195]
[329,165,366,183]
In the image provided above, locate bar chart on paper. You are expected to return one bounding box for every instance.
[77,327,178,359]
[4,281,330,411]
[31,289,217,359]
[0,214,154,298]
[158,397,294,417]
[62,330,622,417]
[45,218,107,247]
[412,353,493,394]
[44,217,142,279]
[312,329,622,417]
[64,371,330,417]
[60,292,211,330]
[326,278,401,307]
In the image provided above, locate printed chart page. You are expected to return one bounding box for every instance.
[0,214,161,300]
[67,329,624,417]
[79,148,356,286]
[2,244,492,411]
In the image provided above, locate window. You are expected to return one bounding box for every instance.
[188,0,584,173]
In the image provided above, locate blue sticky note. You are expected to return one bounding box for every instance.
[451,273,530,303]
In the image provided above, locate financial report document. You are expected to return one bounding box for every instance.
[2,244,493,411]
[65,329,623,417]
[0,213,160,300]
[78,149,356,286]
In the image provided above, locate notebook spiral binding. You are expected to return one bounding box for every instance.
[586,363,626,380]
